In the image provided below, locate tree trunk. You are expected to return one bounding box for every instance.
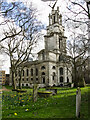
[13,72,16,90]
[18,69,22,89]
[73,59,78,87]
[74,66,77,87]
[19,76,22,89]
[12,71,14,88]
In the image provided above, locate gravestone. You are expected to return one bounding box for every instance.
[33,84,38,102]
[71,83,74,88]
[76,87,81,118]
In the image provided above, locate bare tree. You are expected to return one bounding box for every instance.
[67,32,88,86]
[59,0,89,87]
[0,1,43,89]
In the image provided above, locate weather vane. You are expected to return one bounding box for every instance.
[41,0,58,9]
[48,0,58,9]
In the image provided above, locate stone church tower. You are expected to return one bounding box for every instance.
[37,7,72,87]
[45,7,66,53]
[9,6,72,87]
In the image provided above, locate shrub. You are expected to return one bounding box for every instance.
[78,78,86,87]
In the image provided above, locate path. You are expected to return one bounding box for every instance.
[0,86,11,92]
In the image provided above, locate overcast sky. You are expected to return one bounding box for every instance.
[0,0,66,73]
[0,0,87,73]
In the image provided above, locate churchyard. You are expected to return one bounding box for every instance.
[1,85,89,119]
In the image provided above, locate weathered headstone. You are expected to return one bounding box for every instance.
[76,87,81,118]
[71,83,74,88]
[33,84,38,102]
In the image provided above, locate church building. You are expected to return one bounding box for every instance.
[9,6,72,87]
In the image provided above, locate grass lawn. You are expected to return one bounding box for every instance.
[1,85,90,119]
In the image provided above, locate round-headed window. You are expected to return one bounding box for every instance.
[60,77,63,82]
[42,72,45,75]
[41,66,45,70]
[59,68,63,75]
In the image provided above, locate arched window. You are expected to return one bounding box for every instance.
[67,68,68,75]
[59,56,61,61]
[42,72,45,75]
[41,66,45,70]
[67,77,69,83]
[36,78,38,81]
[59,68,63,75]
[53,76,54,80]
[52,72,55,80]
[60,77,63,82]
[22,70,24,76]
[59,38,61,49]
[27,69,29,76]
[59,55,63,61]
[31,69,33,76]
[36,68,38,76]
[42,77,45,83]
[52,66,56,69]
[54,16,55,23]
